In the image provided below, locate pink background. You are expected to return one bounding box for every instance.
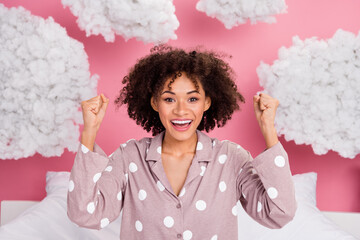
[1,0,360,217]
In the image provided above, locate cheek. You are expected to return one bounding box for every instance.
[157,105,171,121]
[193,106,206,119]
[158,104,169,113]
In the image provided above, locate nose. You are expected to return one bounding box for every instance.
[173,100,187,115]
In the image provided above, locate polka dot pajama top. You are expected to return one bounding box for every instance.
[67,130,297,239]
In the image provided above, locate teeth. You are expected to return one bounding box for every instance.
[171,120,192,124]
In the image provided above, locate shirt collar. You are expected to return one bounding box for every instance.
[145,129,213,162]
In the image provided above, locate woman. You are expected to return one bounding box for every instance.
[67,46,297,239]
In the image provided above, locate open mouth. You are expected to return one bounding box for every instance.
[171,120,193,130]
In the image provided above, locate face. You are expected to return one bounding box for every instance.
[151,73,211,142]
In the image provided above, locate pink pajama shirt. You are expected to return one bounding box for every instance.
[67,129,297,239]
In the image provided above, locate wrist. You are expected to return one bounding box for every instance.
[82,126,98,135]
[81,130,97,151]
[261,124,279,149]
[259,120,275,129]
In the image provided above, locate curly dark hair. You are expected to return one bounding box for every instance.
[114,45,245,136]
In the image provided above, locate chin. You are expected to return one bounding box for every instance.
[166,124,198,142]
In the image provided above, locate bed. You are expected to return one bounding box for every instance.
[0,171,359,239]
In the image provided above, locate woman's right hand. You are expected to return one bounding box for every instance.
[81,93,109,133]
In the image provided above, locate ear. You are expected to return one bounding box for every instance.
[151,96,158,112]
[204,96,211,111]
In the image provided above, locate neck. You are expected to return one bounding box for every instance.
[162,130,198,157]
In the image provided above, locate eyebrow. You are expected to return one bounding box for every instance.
[161,90,200,95]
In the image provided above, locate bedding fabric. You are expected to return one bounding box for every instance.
[0,171,122,240]
[0,171,358,239]
[237,172,358,240]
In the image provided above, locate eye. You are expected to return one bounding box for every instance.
[189,97,199,102]
[164,98,174,102]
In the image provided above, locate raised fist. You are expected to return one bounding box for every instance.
[253,92,279,129]
[81,93,109,133]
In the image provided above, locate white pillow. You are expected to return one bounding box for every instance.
[0,171,122,240]
[237,172,358,240]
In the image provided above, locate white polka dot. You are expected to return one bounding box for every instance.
[87,202,95,214]
[125,173,129,182]
[138,189,147,200]
[81,144,89,153]
[135,220,143,232]
[68,180,74,192]
[211,235,218,240]
[195,200,206,211]
[200,166,206,176]
[274,155,285,167]
[212,140,216,147]
[146,148,149,153]
[232,205,238,216]
[93,173,101,183]
[179,188,186,197]
[267,187,278,199]
[196,142,203,150]
[183,230,193,240]
[117,191,122,200]
[237,145,241,149]
[219,181,227,192]
[257,201,262,212]
[129,162,138,173]
[157,180,165,191]
[97,190,100,195]
[218,154,227,164]
[157,146,162,154]
[100,218,109,228]
[239,168,243,175]
[121,143,126,148]
[163,216,174,228]
[105,166,112,172]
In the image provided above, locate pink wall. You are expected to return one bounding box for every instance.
[1,0,360,217]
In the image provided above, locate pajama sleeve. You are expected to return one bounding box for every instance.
[67,142,128,230]
[235,141,297,229]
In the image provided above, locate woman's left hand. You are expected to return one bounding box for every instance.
[253,93,279,148]
[253,93,279,127]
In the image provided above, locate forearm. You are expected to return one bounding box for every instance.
[68,141,123,230]
[237,141,296,229]
[81,130,97,152]
[261,123,279,149]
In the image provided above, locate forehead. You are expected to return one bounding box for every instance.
[162,74,204,92]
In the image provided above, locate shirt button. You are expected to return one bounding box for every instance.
[176,203,181,208]
[177,233,182,238]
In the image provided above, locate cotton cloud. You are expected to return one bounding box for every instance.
[0,4,98,160]
[61,0,179,44]
[196,0,287,29]
[257,29,360,159]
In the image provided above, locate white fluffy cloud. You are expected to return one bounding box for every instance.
[61,0,179,44]
[0,4,98,160]
[257,29,360,159]
[196,0,287,29]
